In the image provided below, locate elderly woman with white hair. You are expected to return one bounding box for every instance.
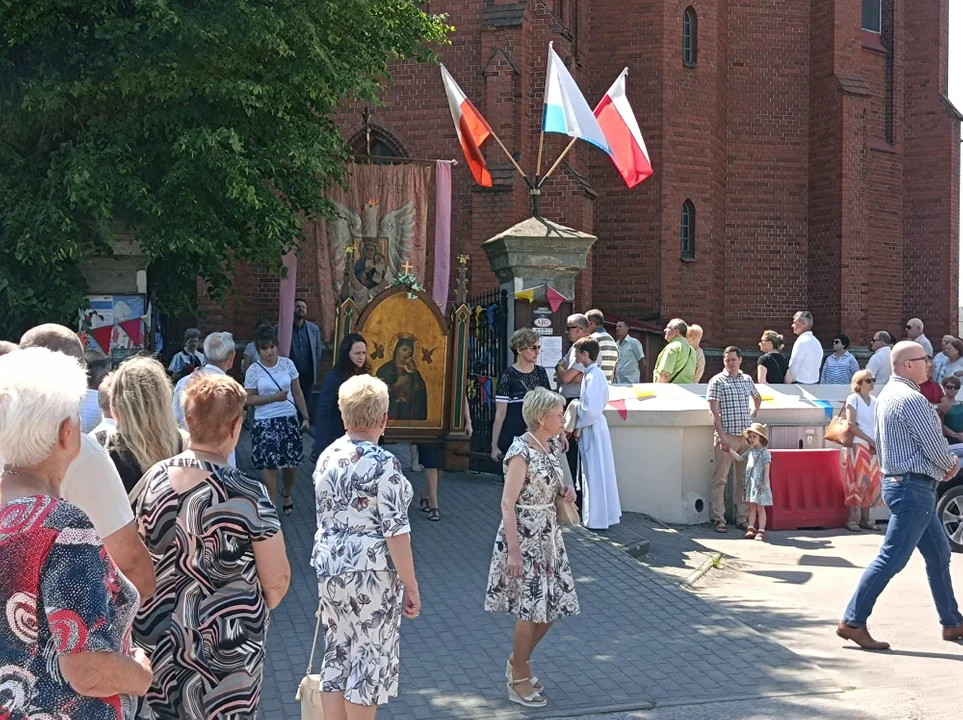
[0,347,151,717]
[310,375,421,718]
[485,386,580,709]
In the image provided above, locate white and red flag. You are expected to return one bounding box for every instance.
[440,64,493,187]
[594,69,653,188]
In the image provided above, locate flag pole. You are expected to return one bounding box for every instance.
[537,137,578,188]
[488,130,535,188]
[535,131,545,177]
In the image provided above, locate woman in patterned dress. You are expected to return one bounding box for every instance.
[491,328,551,462]
[485,387,580,709]
[134,373,291,720]
[244,325,311,514]
[311,374,421,718]
[0,347,151,719]
[842,369,883,532]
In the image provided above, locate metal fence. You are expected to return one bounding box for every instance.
[454,288,508,473]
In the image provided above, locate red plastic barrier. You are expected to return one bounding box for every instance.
[767,449,848,531]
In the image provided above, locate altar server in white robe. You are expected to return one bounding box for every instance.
[573,337,622,530]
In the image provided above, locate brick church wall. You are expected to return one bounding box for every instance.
[196,0,959,353]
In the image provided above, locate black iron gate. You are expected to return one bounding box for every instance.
[455,289,508,473]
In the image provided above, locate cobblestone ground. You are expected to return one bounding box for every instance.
[238,435,839,719]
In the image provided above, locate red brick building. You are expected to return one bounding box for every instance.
[201,0,961,351]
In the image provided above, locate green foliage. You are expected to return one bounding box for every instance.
[0,0,451,339]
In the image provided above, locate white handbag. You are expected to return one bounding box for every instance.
[295,600,325,719]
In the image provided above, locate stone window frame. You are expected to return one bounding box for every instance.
[682,7,698,67]
[681,200,696,260]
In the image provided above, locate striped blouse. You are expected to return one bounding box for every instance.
[820,352,859,385]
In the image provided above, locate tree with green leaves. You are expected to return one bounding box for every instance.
[0,0,450,339]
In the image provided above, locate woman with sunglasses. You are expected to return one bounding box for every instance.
[941,376,963,443]
[841,369,882,532]
[820,334,858,385]
[491,329,551,463]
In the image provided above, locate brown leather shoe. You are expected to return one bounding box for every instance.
[942,624,963,642]
[836,622,890,650]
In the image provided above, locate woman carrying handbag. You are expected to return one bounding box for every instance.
[838,370,883,532]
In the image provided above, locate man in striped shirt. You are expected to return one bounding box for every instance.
[837,341,963,649]
[586,309,619,383]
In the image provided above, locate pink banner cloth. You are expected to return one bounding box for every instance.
[278,250,298,357]
[432,161,452,312]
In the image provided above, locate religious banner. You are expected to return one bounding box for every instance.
[312,163,432,341]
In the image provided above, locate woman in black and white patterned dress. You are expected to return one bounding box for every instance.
[485,387,580,709]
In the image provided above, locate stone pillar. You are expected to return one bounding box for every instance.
[483,216,597,365]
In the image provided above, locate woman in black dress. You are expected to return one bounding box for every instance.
[310,333,370,462]
[757,330,790,384]
[491,329,550,461]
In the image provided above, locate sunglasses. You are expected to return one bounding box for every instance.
[833,340,843,345]
[529,345,541,351]
[566,326,579,331]
[863,377,876,383]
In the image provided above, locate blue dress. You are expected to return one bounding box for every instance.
[743,447,773,506]
[311,371,348,461]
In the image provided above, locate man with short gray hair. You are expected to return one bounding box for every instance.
[16,323,155,600]
[652,318,696,383]
[173,331,238,466]
[905,317,933,357]
[173,331,236,428]
[786,310,821,384]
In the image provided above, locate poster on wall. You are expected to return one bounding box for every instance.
[79,294,148,360]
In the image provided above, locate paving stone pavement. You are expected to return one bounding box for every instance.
[237,435,841,719]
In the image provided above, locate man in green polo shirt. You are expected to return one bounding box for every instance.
[653,318,697,383]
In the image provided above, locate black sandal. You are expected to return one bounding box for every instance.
[428,508,440,522]
[282,494,293,516]
[420,497,431,513]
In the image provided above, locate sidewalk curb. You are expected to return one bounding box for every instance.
[680,551,723,590]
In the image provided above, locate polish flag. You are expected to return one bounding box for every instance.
[594,70,653,188]
[440,64,493,187]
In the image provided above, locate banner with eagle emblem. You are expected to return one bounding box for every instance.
[310,163,432,341]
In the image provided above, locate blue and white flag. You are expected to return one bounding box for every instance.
[542,42,611,153]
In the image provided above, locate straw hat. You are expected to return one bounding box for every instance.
[742,422,769,446]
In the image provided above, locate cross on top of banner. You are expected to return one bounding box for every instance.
[401,260,414,275]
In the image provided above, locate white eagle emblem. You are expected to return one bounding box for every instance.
[328,198,415,308]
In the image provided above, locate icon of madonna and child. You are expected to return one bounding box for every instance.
[375,333,429,421]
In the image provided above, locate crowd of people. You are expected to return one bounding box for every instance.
[4,299,963,717]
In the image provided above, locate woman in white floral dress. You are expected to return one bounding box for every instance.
[485,386,580,709]
[311,375,422,718]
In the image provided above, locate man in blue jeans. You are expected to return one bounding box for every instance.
[838,341,963,649]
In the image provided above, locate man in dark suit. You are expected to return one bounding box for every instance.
[279,298,322,421]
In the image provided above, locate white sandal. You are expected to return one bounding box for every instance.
[506,658,543,691]
[507,675,546,708]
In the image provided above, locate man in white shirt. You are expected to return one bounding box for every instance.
[866,331,893,385]
[173,331,238,467]
[18,323,155,601]
[614,320,646,384]
[89,371,117,436]
[786,310,822,384]
[905,317,933,357]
